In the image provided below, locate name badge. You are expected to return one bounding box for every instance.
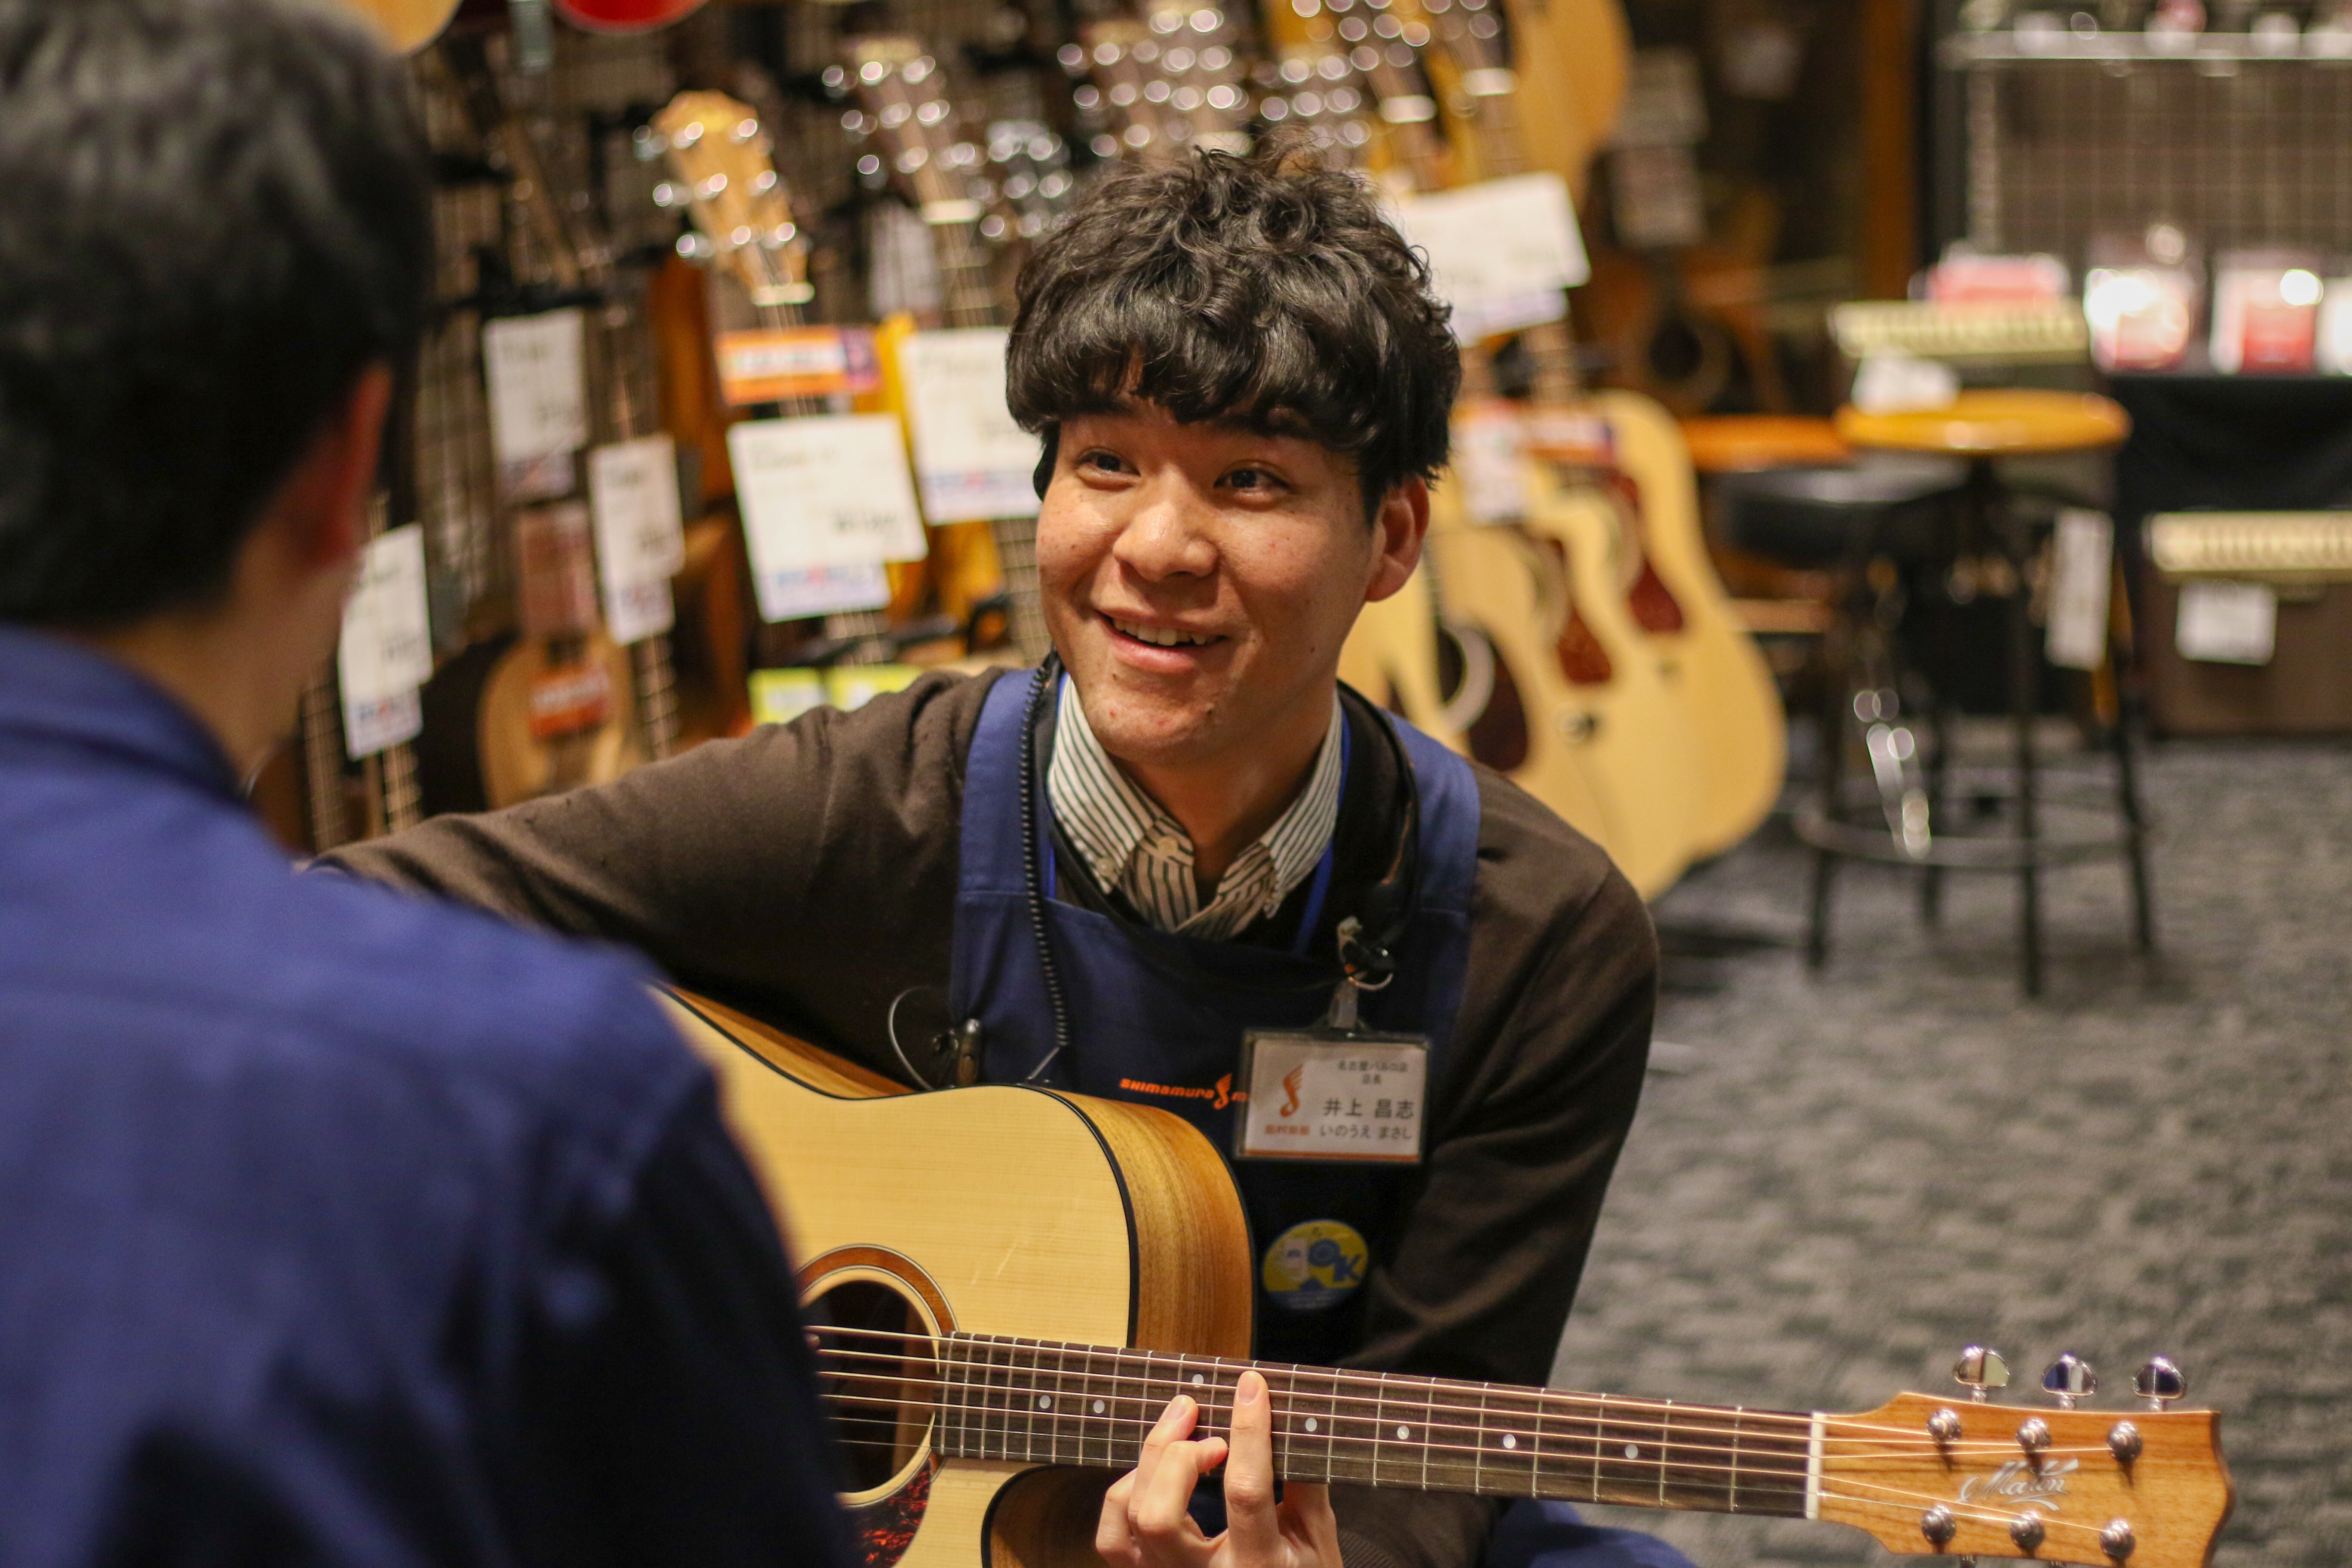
[1234,1029,1429,1165]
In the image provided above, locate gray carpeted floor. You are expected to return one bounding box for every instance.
[1548,734,2352,1567]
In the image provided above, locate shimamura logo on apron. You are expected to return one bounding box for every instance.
[1260,1219,1370,1313]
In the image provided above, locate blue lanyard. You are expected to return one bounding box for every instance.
[1039,681,1350,958]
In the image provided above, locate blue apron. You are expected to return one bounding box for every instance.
[946,669,1694,1568]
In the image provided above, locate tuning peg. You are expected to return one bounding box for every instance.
[651,181,685,209]
[674,232,716,264]
[672,121,704,148]
[2041,1352,2097,1409]
[1954,1345,2010,1403]
[2134,1356,2187,1410]
[730,116,760,144]
[631,126,667,161]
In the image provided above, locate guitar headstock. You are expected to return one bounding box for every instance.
[837,37,989,227]
[1285,0,1453,189]
[1256,45,1377,163]
[643,90,813,308]
[1063,7,1253,164]
[981,120,1077,243]
[1419,0,1517,99]
[1819,1360,2232,1568]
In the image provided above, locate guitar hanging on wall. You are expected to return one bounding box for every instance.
[666,989,2237,1568]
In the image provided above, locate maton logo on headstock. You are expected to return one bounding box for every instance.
[1958,1457,2078,1512]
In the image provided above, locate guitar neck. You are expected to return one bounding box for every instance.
[929,1334,1813,1517]
[1465,100,1585,407]
[930,219,1049,663]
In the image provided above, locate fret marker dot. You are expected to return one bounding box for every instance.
[1501,1435,1517,1450]
[1192,1374,1206,1386]
[1093,1400,1106,1414]
[1304,1417,1319,1433]
[1624,1444,1640,1460]
[1397,1425,1411,1440]
[1038,1396,1051,1410]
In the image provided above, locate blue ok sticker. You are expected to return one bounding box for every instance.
[1260,1219,1371,1313]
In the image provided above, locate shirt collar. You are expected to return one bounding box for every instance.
[0,623,242,799]
[1047,677,1346,937]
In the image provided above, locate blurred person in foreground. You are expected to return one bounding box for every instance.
[0,3,854,1564]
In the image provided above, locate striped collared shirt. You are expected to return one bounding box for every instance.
[1047,680,1345,942]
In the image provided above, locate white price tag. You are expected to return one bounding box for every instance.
[729,415,928,624]
[2045,509,2113,671]
[342,688,422,760]
[2176,579,2278,665]
[1390,175,1590,340]
[337,524,432,706]
[1236,1032,1428,1164]
[749,562,893,622]
[589,435,686,645]
[482,309,588,498]
[1453,404,1530,523]
[898,328,1043,523]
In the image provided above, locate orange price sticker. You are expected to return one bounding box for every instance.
[526,661,615,740]
[715,327,882,406]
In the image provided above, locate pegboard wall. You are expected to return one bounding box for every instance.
[1956,58,2352,266]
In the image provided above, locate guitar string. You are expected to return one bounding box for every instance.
[800,1418,2113,1547]
[810,1324,1825,1431]
[812,1340,2116,1460]
[812,1350,2113,1473]
[808,1329,2101,1451]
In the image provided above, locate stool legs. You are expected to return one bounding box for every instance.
[1984,462,2045,997]
[2108,570,2158,955]
[1807,604,1850,971]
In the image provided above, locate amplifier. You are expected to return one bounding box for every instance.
[2141,511,2352,736]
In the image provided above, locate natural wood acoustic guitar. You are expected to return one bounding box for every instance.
[1586,391,1787,859]
[665,989,2236,1568]
[1352,0,1707,888]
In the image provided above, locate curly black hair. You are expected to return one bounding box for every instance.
[1006,136,1461,518]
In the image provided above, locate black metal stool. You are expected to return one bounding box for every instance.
[1723,406,2156,997]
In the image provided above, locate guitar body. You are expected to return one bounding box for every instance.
[1511,479,1703,897]
[1590,391,1786,858]
[1419,491,1620,865]
[477,631,648,808]
[1337,571,1470,756]
[661,992,1250,1568]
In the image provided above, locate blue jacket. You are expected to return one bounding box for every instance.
[0,626,852,1568]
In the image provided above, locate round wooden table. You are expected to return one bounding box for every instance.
[1678,414,1854,475]
[1833,389,2130,459]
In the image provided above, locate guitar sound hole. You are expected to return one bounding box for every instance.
[806,1278,940,1492]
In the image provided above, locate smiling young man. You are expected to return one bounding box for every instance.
[326,145,1676,1568]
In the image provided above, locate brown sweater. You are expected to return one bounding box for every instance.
[323,668,1658,1568]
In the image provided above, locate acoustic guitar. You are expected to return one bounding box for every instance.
[1333,0,1701,883]
[664,989,2236,1568]
[1584,392,1787,860]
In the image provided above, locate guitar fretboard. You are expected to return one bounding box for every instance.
[928,1334,1812,1517]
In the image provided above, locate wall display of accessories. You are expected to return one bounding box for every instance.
[285,0,1799,907]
